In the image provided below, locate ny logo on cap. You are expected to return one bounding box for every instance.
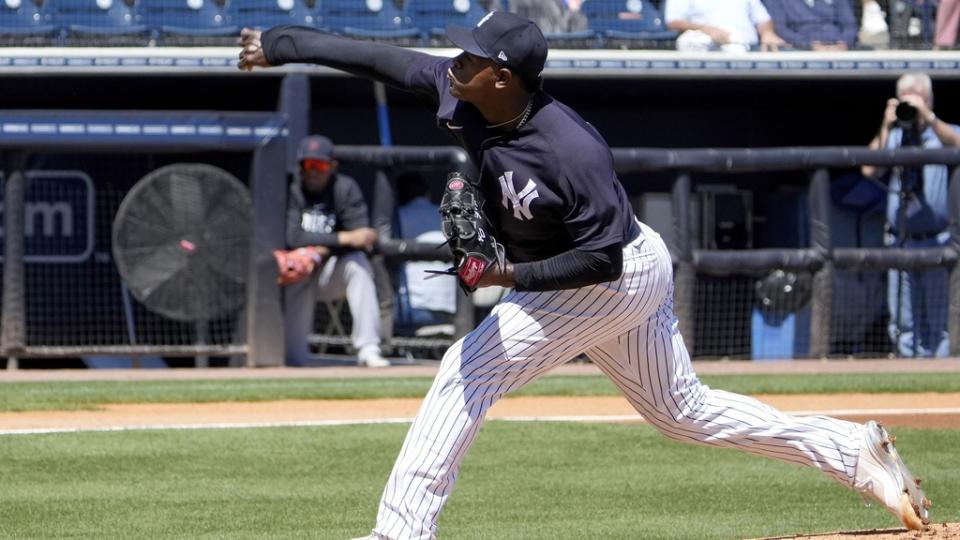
[477,11,494,27]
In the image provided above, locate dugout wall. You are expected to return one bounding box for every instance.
[4,50,960,364]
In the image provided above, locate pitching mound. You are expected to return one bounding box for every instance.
[755,522,960,539]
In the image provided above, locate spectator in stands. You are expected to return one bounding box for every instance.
[859,0,891,48]
[935,0,960,49]
[503,0,588,34]
[393,171,457,332]
[762,0,858,50]
[277,135,390,368]
[664,0,786,52]
[861,72,960,357]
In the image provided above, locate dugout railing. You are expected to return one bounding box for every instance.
[610,146,960,359]
[308,144,475,357]
[0,109,289,368]
[0,109,477,367]
[307,146,960,363]
[3,139,960,365]
[0,136,477,368]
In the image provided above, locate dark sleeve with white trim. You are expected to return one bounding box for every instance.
[261,25,436,91]
[512,243,623,292]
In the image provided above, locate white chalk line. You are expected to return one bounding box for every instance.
[2,407,960,436]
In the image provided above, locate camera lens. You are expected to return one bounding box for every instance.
[896,102,918,122]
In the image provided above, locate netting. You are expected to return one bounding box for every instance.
[845,267,951,359]
[832,269,891,357]
[689,267,951,359]
[692,274,755,359]
[2,153,250,355]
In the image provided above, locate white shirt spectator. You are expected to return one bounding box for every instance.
[397,197,457,314]
[403,231,457,314]
[665,0,772,45]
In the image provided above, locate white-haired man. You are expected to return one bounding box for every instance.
[862,72,960,358]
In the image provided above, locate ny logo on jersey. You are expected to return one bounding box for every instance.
[498,171,538,221]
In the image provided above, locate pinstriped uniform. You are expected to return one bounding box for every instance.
[251,20,874,540]
[371,222,863,540]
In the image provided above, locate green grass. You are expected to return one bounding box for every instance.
[1,372,960,412]
[0,423,957,539]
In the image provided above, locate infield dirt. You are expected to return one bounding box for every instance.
[1,392,960,431]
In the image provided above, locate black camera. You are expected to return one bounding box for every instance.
[896,101,918,123]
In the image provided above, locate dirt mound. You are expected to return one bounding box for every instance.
[755,523,960,539]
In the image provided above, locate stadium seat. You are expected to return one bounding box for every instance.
[319,0,420,40]
[404,0,486,39]
[541,28,598,48]
[580,0,678,46]
[231,0,319,31]
[0,0,56,43]
[142,0,237,44]
[52,0,149,45]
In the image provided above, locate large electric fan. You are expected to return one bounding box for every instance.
[112,163,252,323]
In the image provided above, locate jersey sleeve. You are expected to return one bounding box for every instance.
[404,55,453,108]
[335,175,372,232]
[558,151,625,252]
[262,25,441,93]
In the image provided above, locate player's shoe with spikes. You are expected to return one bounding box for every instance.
[854,420,931,530]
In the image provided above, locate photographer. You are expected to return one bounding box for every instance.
[861,72,960,357]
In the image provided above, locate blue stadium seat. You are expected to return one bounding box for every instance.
[231,0,319,31]
[0,0,56,38]
[319,0,419,40]
[580,0,678,44]
[142,0,237,40]
[404,0,486,38]
[52,0,148,42]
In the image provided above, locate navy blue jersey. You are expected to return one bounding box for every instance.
[286,172,370,252]
[405,56,637,263]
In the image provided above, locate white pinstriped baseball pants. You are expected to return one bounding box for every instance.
[371,222,863,540]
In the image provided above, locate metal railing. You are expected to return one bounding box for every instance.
[612,146,960,358]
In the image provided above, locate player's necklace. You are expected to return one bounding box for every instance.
[487,99,532,130]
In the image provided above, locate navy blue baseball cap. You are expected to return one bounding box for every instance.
[446,11,547,87]
[297,135,333,162]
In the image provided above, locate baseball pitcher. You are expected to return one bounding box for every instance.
[239,12,930,539]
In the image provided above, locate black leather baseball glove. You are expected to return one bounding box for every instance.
[431,172,505,294]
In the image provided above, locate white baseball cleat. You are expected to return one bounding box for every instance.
[854,420,931,530]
